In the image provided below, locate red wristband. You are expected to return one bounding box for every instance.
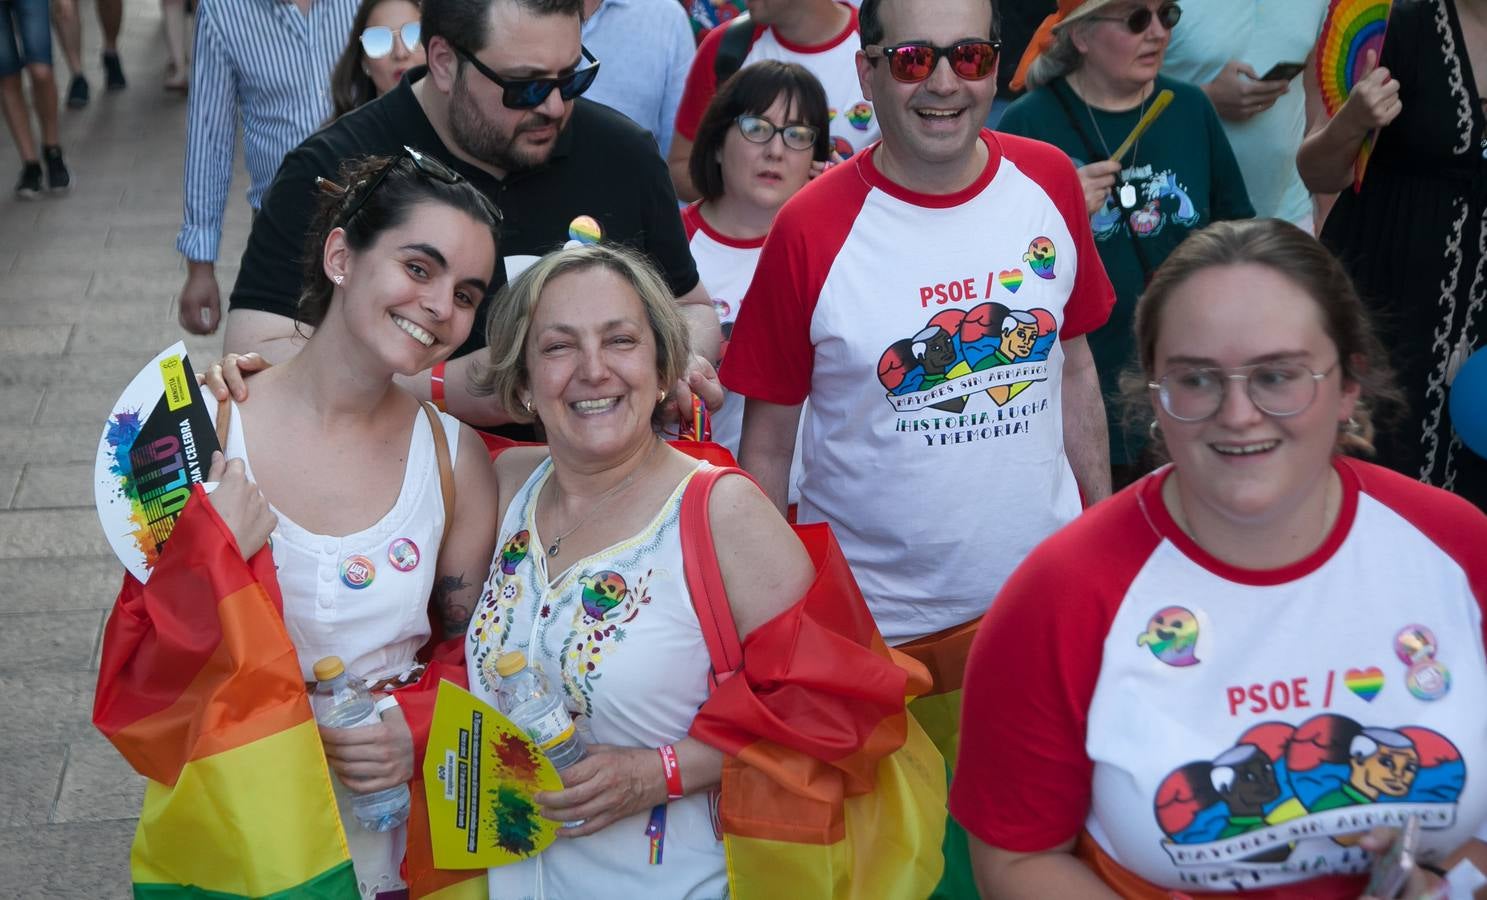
[430,360,447,412]
[658,744,683,800]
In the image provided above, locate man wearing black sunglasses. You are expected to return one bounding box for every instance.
[223,0,722,435]
[721,1,1114,885]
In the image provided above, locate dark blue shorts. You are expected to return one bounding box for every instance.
[0,0,54,78]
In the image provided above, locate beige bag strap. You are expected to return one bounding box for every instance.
[215,398,232,453]
[421,401,456,548]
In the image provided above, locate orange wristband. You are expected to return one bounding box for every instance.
[658,744,683,800]
[430,360,447,412]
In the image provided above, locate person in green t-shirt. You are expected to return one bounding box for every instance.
[1002,0,1253,485]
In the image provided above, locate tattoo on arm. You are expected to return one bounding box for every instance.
[433,572,474,638]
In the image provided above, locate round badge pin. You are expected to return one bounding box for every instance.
[1406,659,1451,701]
[1394,624,1438,664]
[340,554,376,590]
[388,537,420,572]
[567,215,602,245]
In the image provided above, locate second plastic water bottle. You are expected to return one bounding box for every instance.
[494,651,587,770]
[311,656,411,832]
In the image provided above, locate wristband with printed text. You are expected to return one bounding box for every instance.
[658,744,683,800]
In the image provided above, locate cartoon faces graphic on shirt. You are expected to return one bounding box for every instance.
[1137,605,1201,667]
[1152,714,1465,888]
[878,302,1058,414]
[579,570,628,621]
[1023,236,1057,279]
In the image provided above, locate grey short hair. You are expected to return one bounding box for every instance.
[1025,25,1087,90]
[1349,728,1414,760]
[471,243,692,424]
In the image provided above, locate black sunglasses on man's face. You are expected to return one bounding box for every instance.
[452,44,601,110]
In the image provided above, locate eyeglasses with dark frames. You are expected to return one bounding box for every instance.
[1148,360,1338,423]
[1087,2,1183,35]
[452,44,600,110]
[863,39,1002,84]
[734,115,819,151]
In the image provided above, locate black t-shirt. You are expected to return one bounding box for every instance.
[229,66,699,359]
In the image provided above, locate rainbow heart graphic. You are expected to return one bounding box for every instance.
[1344,666,1384,702]
[999,268,1024,293]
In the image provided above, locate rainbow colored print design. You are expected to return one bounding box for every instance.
[1023,236,1056,279]
[1151,714,1464,888]
[101,408,173,572]
[878,303,1058,413]
[500,529,530,575]
[560,569,655,717]
[846,101,873,130]
[1343,666,1385,702]
[1137,606,1201,667]
[485,731,547,855]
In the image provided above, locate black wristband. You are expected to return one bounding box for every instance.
[1420,861,1448,878]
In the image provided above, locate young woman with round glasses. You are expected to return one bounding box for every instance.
[684,60,829,482]
[329,0,425,119]
[951,218,1487,899]
[1000,0,1253,485]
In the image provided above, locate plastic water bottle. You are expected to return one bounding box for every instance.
[494,651,587,770]
[311,656,411,832]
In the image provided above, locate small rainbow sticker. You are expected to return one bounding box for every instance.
[846,102,873,130]
[998,268,1024,294]
[567,215,602,245]
[1343,666,1384,702]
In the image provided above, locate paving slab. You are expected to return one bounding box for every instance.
[0,556,124,613]
[15,462,97,509]
[54,736,145,824]
[0,508,113,558]
[0,668,105,743]
[0,819,135,896]
[0,742,66,827]
[0,610,106,672]
[0,423,107,465]
[0,466,19,508]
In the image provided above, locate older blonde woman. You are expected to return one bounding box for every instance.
[1002,0,1253,484]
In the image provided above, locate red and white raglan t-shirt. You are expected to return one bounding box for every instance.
[681,202,804,503]
[951,459,1487,899]
[675,3,878,161]
[720,130,1114,642]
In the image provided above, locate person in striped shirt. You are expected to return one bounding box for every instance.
[175,0,359,336]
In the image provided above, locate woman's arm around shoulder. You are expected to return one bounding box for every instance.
[431,424,501,639]
[706,471,814,639]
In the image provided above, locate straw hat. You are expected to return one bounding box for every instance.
[1010,0,1123,92]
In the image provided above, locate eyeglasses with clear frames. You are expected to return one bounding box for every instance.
[1148,360,1338,423]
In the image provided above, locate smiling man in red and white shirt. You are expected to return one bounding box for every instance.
[722,0,1114,649]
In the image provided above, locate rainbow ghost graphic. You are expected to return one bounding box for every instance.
[579,570,629,621]
[1137,606,1200,667]
[1023,236,1057,280]
[500,530,530,576]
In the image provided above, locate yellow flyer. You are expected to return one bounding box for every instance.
[423,681,564,868]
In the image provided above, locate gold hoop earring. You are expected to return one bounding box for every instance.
[523,398,533,415]
[1149,419,1162,441]
[657,389,667,404]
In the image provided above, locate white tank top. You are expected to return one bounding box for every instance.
[468,458,726,900]
[225,401,460,900]
[225,401,460,684]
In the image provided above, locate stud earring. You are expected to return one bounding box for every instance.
[1148,419,1162,440]
[332,274,344,285]
[523,398,533,415]
[1343,416,1362,435]
[657,389,667,404]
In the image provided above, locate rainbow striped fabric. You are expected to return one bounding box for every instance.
[93,487,358,898]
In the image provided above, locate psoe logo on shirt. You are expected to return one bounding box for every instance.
[1150,714,1465,890]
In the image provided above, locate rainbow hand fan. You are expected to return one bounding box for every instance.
[1316,0,1394,192]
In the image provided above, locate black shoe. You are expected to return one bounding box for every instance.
[15,163,43,199]
[103,51,126,90]
[43,146,70,192]
[66,73,90,108]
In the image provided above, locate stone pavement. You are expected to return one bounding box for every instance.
[0,4,251,894]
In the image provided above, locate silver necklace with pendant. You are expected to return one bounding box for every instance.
[1078,76,1147,210]
[542,439,659,558]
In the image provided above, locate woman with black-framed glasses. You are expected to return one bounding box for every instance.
[196,150,503,898]
[329,0,426,120]
[1000,0,1254,487]
[682,60,830,496]
[953,218,1487,900]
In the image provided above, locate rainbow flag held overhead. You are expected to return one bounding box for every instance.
[93,486,359,899]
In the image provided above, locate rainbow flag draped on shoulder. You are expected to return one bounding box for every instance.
[93,486,359,898]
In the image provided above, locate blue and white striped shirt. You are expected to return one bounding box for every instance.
[176,0,357,262]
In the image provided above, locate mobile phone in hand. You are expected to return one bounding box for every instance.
[1366,815,1421,899]
[1259,61,1306,82]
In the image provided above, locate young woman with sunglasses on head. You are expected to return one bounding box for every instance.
[330,0,426,119]
[1001,0,1254,486]
[684,60,829,486]
[952,218,1487,900]
[201,150,503,898]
